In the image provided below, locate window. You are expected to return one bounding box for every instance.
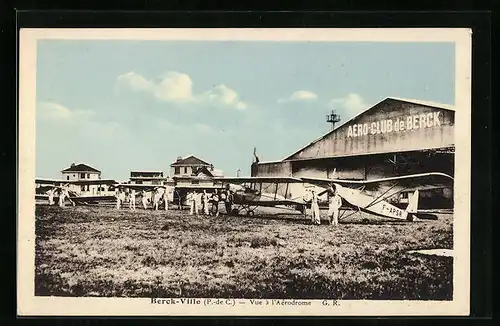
[87,173,90,178]
[80,173,85,179]
[174,167,180,175]
[66,176,70,180]
[81,185,85,191]
[184,167,188,174]
[136,180,143,184]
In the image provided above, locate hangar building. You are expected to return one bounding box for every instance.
[251,97,455,209]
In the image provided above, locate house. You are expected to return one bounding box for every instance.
[129,171,167,185]
[170,155,213,177]
[170,155,224,205]
[58,163,115,196]
[61,163,101,181]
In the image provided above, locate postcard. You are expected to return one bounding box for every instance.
[18,28,471,316]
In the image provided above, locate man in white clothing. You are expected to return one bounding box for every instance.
[47,188,55,205]
[193,190,201,216]
[163,188,170,211]
[310,190,321,225]
[141,190,148,209]
[327,184,342,226]
[58,188,66,207]
[202,190,210,216]
[188,191,195,215]
[129,189,136,210]
[153,188,163,211]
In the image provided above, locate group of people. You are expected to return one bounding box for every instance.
[186,188,234,217]
[113,187,234,217]
[46,182,342,226]
[308,184,342,226]
[46,185,75,207]
[115,187,170,211]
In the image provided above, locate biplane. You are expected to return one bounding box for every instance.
[301,172,454,221]
[213,176,307,216]
[35,178,118,205]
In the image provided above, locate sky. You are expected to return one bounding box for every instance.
[35,40,455,180]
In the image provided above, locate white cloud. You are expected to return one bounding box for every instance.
[152,71,193,102]
[37,101,125,141]
[115,71,151,92]
[201,84,247,110]
[328,93,368,114]
[37,101,95,122]
[115,71,247,110]
[278,90,318,104]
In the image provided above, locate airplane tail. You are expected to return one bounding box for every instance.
[405,189,419,214]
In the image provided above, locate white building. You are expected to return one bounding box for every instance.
[61,163,101,181]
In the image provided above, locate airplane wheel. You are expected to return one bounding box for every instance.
[407,214,415,222]
[247,211,254,217]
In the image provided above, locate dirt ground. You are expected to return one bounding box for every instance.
[34,205,453,300]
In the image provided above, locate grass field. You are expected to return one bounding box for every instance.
[35,205,453,300]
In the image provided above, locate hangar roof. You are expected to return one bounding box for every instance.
[283,97,455,161]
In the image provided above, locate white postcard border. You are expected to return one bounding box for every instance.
[18,28,472,316]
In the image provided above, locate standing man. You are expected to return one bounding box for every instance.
[224,189,233,216]
[188,191,195,215]
[175,189,182,210]
[211,189,220,217]
[310,190,321,225]
[141,190,148,209]
[194,190,201,216]
[58,188,66,207]
[202,190,210,216]
[129,189,136,210]
[163,187,170,211]
[47,188,55,205]
[327,184,342,226]
[153,188,162,211]
[61,185,75,207]
[115,188,121,209]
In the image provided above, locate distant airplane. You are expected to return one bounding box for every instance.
[35,178,118,205]
[213,176,307,216]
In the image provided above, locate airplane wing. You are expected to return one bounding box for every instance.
[301,172,453,192]
[35,178,118,185]
[115,183,166,191]
[67,179,118,185]
[213,176,303,184]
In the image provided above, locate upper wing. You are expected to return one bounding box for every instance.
[213,176,303,184]
[67,179,118,185]
[35,178,66,185]
[301,172,454,192]
[35,178,118,186]
[115,183,165,191]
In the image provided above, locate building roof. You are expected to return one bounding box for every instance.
[387,97,455,112]
[195,166,224,178]
[170,155,211,167]
[61,163,101,173]
[282,97,455,161]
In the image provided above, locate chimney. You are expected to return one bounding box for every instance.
[71,163,76,167]
[210,164,214,171]
[176,156,182,162]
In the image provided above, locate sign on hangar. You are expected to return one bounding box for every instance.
[285,97,455,161]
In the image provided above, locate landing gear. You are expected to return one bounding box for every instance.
[407,214,416,222]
